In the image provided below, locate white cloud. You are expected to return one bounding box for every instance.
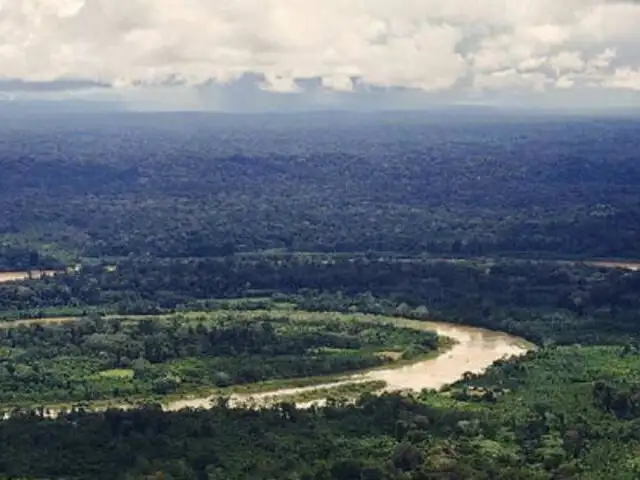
[474,69,551,92]
[603,67,640,90]
[555,76,576,89]
[1,0,640,100]
[549,51,585,73]
[321,75,354,92]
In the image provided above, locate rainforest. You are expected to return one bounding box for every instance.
[1,112,640,479]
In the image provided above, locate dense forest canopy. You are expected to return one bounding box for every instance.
[1,112,640,265]
[2,112,640,479]
[5,345,640,479]
[1,255,639,346]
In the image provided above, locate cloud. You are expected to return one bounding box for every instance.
[1,0,640,100]
[603,67,640,90]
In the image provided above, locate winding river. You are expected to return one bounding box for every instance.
[3,257,633,413]
[165,322,533,411]
[0,319,532,418]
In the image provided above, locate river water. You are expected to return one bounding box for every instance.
[3,257,637,415]
[165,321,533,411]
[0,319,532,418]
[0,270,533,414]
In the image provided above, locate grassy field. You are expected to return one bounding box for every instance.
[95,369,135,379]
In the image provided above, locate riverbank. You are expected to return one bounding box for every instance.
[1,317,532,419]
[165,320,532,411]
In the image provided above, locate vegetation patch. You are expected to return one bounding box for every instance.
[0,308,443,408]
[94,368,134,379]
[7,346,640,479]
[263,380,388,406]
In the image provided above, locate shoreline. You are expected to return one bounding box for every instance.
[0,319,533,418]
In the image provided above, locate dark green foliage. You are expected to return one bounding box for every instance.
[0,243,63,272]
[3,255,640,346]
[0,311,438,406]
[2,114,640,260]
[3,113,640,479]
[5,347,640,479]
[2,258,640,478]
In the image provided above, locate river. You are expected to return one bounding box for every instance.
[0,320,531,418]
[0,261,579,414]
[165,321,533,411]
[0,258,635,414]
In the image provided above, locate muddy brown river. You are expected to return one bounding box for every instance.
[0,257,636,415]
[165,321,533,411]
[0,321,531,418]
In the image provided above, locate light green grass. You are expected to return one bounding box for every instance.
[266,380,388,405]
[95,369,134,379]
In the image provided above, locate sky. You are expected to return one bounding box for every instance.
[1,0,640,111]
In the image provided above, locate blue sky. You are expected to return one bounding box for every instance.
[2,0,640,111]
